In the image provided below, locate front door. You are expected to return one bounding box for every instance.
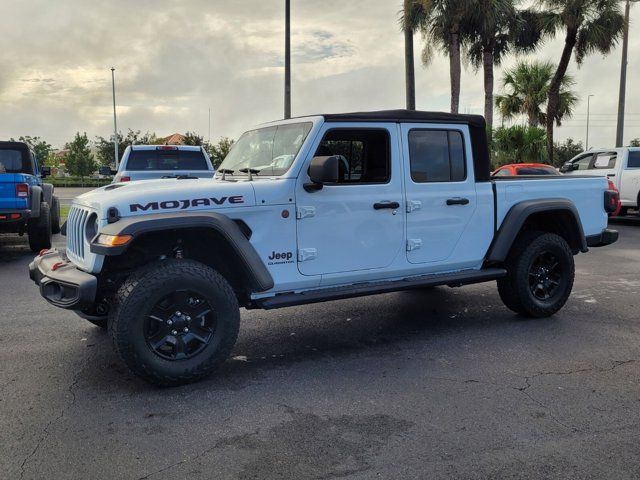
[401,124,477,264]
[295,124,404,276]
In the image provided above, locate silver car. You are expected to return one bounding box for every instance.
[110,145,215,183]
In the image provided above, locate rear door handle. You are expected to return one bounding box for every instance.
[446,197,469,206]
[373,201,400,210]
[607,173,616,177]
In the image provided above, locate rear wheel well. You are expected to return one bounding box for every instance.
[519,210,582,254]
[102,228,256,304]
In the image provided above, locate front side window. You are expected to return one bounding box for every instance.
[627,151,640,168]
[219,122,313,176]
[314,129,390,184]
[408,130,466,183]
[572,154,593,170]
[591,152,617,169]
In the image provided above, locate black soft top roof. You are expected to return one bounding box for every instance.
[0,141,30,151]
[322,109,485,128]
[320,110,490,182]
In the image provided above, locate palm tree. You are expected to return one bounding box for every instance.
[400,1,429,110]
[420,0,475,113]
[495,61,578,127]
[466,1,542,132]
[540,0,625,163]
[494,125,547,163]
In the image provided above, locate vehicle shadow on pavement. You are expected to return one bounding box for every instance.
[610,215,640,227]
[78,286,536,394]
[0,234,34,261]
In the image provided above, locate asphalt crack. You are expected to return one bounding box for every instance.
[18,368,81,480]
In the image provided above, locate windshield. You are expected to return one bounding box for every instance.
[219,122,313,176]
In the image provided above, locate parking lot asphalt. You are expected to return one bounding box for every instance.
[55,187,97,207]
[1,218,639,480]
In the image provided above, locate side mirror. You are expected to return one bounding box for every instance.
[99,166,116,176]
[41,166,51,177]
[559,163,575,173]
[305,156,340,192]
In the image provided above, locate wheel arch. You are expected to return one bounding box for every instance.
[94,212,274,297]
[486,199,587,263]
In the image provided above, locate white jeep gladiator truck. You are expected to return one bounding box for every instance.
[29,110,618,386]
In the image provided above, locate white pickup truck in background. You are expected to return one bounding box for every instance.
[561,147,640,215]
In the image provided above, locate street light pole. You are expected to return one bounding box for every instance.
[284,0,291,119]
[586,94,594,150]
[616,0,632,147]
[111,67,119,169]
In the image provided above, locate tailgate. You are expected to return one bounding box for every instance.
[0,174,19,209]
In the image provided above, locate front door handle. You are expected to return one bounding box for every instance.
[446,197,469,206]
[607,173,616,177]
[373,201,400,210]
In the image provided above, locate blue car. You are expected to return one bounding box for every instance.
[0,141,60,251]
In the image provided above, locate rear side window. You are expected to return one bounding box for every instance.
[125,149,208,171]
[0,149,29,174]
[627,151,640,168]
[408,130,466,183]
[591,152,617,169]
[314,129,390,184]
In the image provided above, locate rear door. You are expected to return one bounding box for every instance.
[620,149,640,205]
[401,124,477,264]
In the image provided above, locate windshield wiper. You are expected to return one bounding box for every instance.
[218,168,234,181]
[238,167,261,181]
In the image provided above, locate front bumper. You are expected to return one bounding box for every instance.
[29,249,97,309]
[586,229,619,248]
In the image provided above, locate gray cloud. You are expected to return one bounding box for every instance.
[0,0,638,148]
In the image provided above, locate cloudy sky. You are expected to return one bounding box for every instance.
[1,0,638,149]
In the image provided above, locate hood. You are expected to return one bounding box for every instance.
[74,178,256,219]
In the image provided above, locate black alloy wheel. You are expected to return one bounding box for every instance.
[144,290,216,360]
[528,251,564,301]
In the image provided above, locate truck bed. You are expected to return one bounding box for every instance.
[492,175,608,238]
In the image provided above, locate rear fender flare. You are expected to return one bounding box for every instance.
[486,199,587,263]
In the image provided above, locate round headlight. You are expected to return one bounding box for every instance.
[85,213,99,242]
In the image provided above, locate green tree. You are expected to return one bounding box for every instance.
[553,137,584,166]
[467,1,543,132]
[629,138,640,147]
[420,0,475,113]
[182,132,205,146]
[496,61,578,127]
[11,136,52,165]
[95,130,158,167]
[64,132,96,180]
[493,125,547,164]
[540,0,625,163]
[206,137,235,168]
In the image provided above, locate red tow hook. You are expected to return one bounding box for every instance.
[39,249,49,257]
[51,262,66,271]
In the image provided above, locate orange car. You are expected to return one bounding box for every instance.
[492,163,559,176]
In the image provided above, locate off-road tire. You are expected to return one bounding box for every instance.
[28,202,52,252]
[109,259,240,386]
[51,196,61,234]
[497,231,574,318]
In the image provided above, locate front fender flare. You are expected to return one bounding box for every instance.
[91,212,274,292]
[486,199,587,263]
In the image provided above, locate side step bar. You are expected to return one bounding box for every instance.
[255,268,507,310]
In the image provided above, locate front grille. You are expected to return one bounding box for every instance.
[66,205,91,264]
